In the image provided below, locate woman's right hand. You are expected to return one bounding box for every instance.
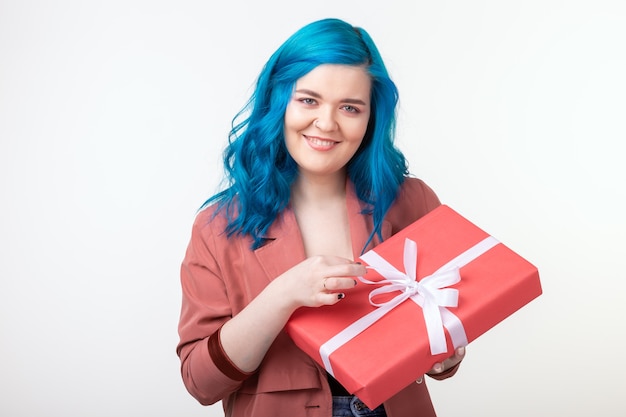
[217,255,365,373]
[273,255,365,311]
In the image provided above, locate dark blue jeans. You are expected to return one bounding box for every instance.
[332,396,387,417]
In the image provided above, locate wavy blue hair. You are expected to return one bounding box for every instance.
[204,18,409,250]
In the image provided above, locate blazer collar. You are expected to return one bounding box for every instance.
[253,181,391,282]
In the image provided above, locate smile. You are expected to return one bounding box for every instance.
[304,135,338,150]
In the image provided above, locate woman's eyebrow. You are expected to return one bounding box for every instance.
[294,89,367,106]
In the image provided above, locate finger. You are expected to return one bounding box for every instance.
[323,262,367,279]
[453,346,466,361]
[430,346,466,375]
[429,362,444,374]
[317,292,346,305]
[445,346,466,366]
[322,277,358,291]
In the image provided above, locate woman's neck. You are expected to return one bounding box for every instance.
[290,172,347,207]
[289,171,353,259]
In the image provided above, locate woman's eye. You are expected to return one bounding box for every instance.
[343,105,359,113]
[300,98,316,105]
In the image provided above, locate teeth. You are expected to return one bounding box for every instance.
[308,136,335,146]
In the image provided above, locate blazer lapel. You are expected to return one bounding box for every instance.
[253,206,306,283]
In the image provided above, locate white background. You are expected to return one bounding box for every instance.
[1,1,625,416]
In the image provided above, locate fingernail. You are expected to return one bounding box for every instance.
[458,346,465,356]
[355,261,362,265]
[337,293,345,300]
[353,279,357,286]
[434,363,443,373]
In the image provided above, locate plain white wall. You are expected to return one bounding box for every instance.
[1,1,624,416]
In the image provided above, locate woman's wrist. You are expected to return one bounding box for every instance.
[208,326,257,381]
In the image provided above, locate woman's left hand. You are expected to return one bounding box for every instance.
[427,346,465,376]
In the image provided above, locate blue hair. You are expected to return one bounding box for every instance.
[204,18,408,250]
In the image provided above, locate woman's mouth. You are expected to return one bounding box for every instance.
[304,135,338,150]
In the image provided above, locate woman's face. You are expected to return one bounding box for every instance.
[284,64,371,181]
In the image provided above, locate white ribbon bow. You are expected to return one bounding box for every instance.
[360,238,463,355]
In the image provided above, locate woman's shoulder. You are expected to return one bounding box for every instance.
[386,176,442,230]
[398,176,441,207]
[188,202,233,247]
[400,176,436,194]
[186,201,257,263]
[193,201,227,228]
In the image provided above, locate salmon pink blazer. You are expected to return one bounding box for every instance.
[177,177,460,417]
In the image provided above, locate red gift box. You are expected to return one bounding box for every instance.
[285,205,542,409]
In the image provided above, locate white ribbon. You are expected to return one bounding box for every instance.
[319,235,499,377]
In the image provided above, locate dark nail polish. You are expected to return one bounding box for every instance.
[337,293,345,300]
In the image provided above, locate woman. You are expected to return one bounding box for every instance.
[177,18,465,417]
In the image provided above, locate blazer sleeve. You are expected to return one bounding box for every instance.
[176,209,248,405]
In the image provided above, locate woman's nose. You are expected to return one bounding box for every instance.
[314,111,338,132]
